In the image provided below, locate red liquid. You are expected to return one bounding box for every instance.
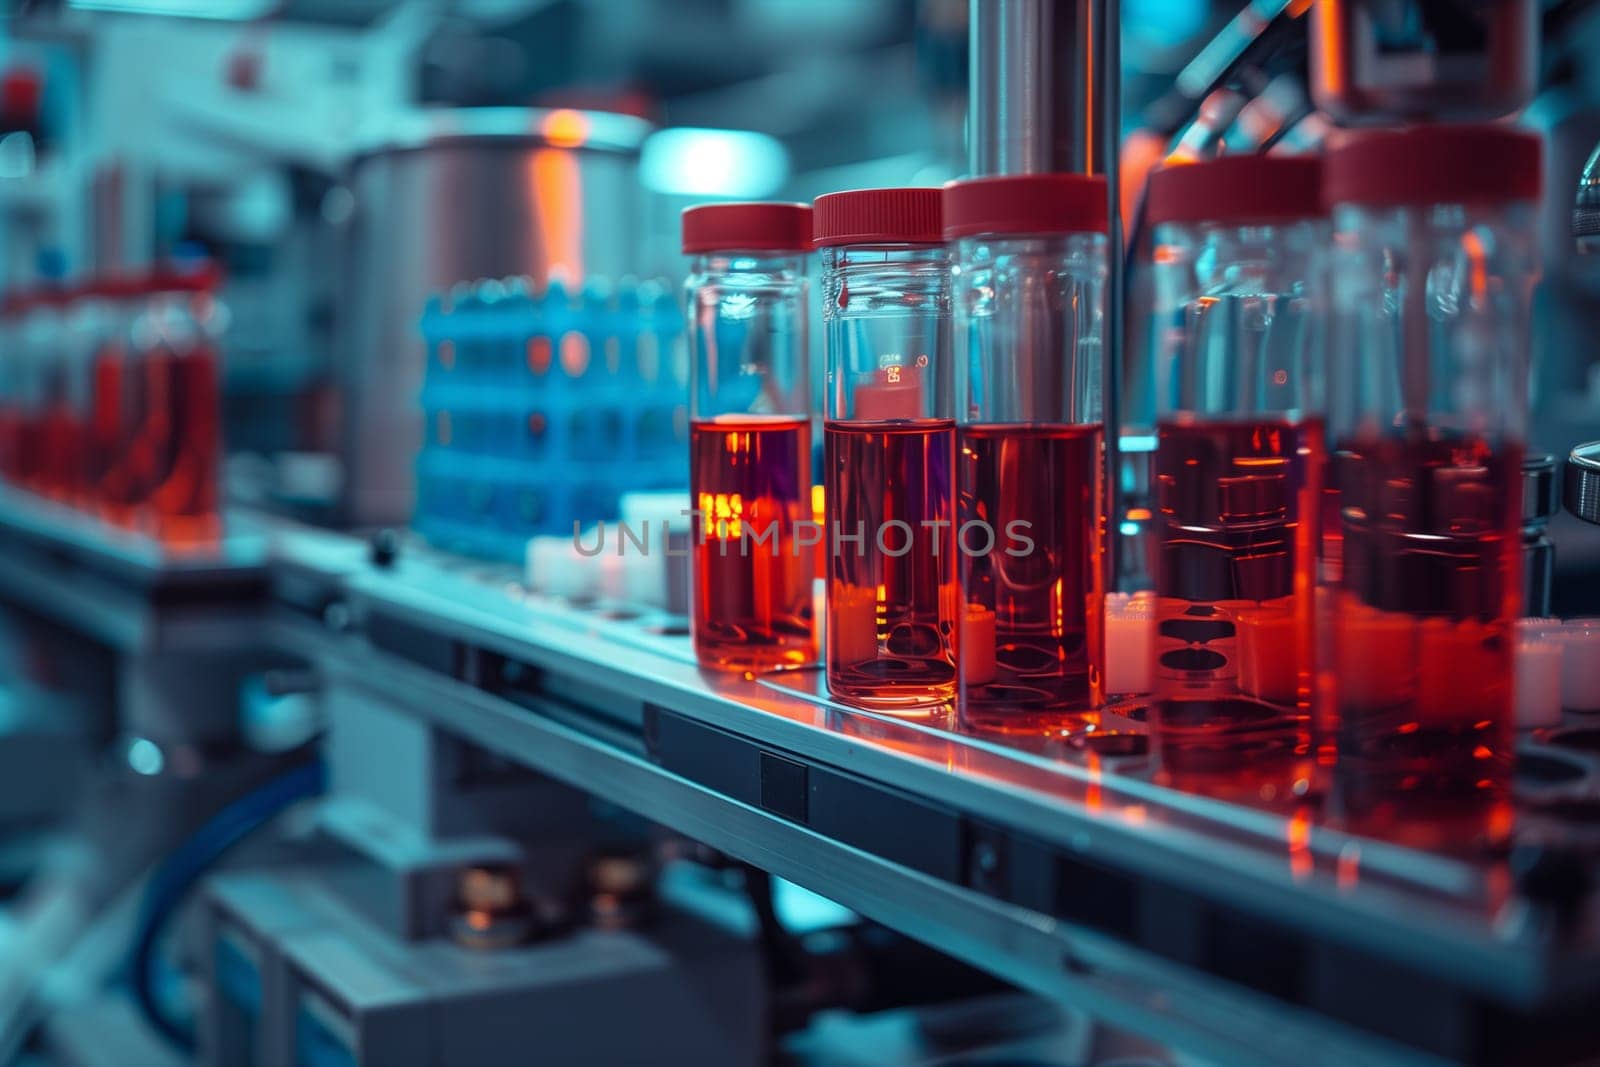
[689,415,816,672]
[104,349,221,542]
[87,348,128,516]
[145,349,222,543]
[37,404,83,501]
[1324,432,1519,849]
[1151,417,1322,804]
[957,422,1104,732]
[826,419,957,711]
[11,412,43,490]
[0,407,24,483]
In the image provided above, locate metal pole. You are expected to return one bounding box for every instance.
[968,0,1101,176]
[1099,0,1122,587]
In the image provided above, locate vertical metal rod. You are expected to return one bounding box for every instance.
[1100,0,1123,590]
[968,0,1100,176]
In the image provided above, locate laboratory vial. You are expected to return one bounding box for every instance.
[15,288,66,495]
[0,294,30,487]
[944,173,1108,733]
[816,187,956,712]
[1144,154,1326,805]
[1323,125,1540,849]
[682,202,817,673]
[85,276,140,520]
[32,287,81,502]
[128,264,225,544]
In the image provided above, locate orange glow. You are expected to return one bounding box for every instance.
[526,336,552,375]
[1313,2,1346,100]
[559,331,590,377]
[1336,843,1361,891]
[1126,507,1152,521]
[698,490,746,539]
[531,148,584,284]
[1462,231,1489,305]
[541,108,590,149]
[1286,808,1312,882]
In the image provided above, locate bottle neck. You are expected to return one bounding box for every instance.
[822,243,947,272]
[690,252,807,278]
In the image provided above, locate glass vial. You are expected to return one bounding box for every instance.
[682,202,817,673]
[129,264,225,544]
[945,174,1108,734]
[816,188,955,712]
[1323,125,1540,849]
[1144,155,1326,806]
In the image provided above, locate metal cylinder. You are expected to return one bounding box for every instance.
[335,108,651,527]
[967,0,1104,176]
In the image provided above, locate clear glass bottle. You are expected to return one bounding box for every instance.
[816,188,955,712]
[1323,124,1540,849]
[128,264,225,544]
[16,288,63,495]
[682,202,817,673]
[1144,154,1326,806]
[945,173,1107,734]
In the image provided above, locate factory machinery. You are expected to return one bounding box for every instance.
[3,2,1600,1066]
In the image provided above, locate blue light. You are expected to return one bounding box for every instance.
[1126,0,1210,49]
[70,0,272,16]
[641,128,790,198]
[1120,521,1141,536]
[128,738,165,776]
[772,877,856,933]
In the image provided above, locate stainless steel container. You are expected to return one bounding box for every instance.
[336,107,651,527]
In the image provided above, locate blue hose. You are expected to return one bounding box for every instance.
[128,759,326,1050]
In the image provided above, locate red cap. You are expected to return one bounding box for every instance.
[149,260,223,294]
[813,187,942,247]
[1324,124,1542,208]
[942,173,1107,238]
[0,67,41,119]
[1146,155,1323,226]
[681,202,812,254]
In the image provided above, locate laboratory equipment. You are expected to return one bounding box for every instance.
[1522,454,1558,616]
[944,172,1108,732]
[1310,0,1539,124]
[337,108,653,528]
[33,286,79,502]
[682,202,816,673]
[125,265,225,545]
[1322,123,1541,849]
[816,187,956,712]
[85,276,139,519]
[1143,154,1325,804]
[413,275,687,562]
[1570,441,1600,524]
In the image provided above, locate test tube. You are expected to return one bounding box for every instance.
[943,174,1108,733]
[1143,155,1325,805]
[815,188,955,712]
[1323,126,1540,849]
[682,203,817,673]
